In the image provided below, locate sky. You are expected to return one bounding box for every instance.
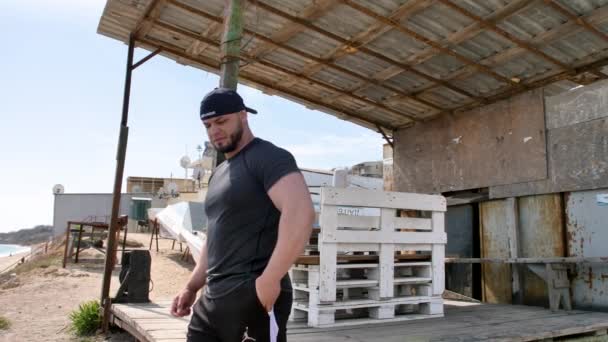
[0,0,384,233]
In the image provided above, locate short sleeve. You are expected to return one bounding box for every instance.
[250,143,300,192]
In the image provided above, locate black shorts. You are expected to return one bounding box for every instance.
[187,278,292,342]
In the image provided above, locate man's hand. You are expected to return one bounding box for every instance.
[255,275,281,312]
[170,288,197,317]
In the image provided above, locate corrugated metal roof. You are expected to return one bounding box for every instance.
[98,0,608,132]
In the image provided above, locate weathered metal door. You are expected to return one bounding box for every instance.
[566,189,608,311]
[518,194,565,307]
[480,200,512,304]
[446,204,474,298]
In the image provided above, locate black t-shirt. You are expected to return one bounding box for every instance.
[204,138,300,298]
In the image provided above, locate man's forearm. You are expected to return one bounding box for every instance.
[262,207,314,282]
[185,243,208,292]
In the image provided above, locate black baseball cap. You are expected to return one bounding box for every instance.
[199,87,258,121]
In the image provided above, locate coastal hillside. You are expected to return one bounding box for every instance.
[0,225,53,246]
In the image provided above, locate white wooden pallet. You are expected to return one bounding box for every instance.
[290,187,447,327]
[291,295,444,327]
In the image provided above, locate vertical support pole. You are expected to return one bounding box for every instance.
[101,34,135,333]
[431,212,445,296]
[505,197,523,304]
[219,0,243,90]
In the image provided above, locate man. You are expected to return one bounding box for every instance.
[171,88,315,342]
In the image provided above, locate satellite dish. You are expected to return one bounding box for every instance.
[180,156,191,168]
[167,182,179,195]
[132,185,143,193]
[52,184,65,195]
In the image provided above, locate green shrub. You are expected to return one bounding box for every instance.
[69,300,101,336]
[0,315,10,330]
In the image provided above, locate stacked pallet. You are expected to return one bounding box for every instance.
[291,187,447,327]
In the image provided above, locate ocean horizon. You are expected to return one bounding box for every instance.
[0,244,31,258]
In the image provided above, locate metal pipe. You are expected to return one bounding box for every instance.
[101,33,135,332]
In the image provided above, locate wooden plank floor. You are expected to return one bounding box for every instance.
[111,300,608,342]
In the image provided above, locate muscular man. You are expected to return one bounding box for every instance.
[171,88,315,342]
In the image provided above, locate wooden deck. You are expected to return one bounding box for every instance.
[111,300,608,341]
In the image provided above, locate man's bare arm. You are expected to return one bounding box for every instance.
[186,242,208,291]
[170,241,208,316]
[255,172,315,310]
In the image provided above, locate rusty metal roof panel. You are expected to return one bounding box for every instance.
[335,53,393,78]
[366,29,428,62]
[560,0,608,14]
[283,31,340,59]
[453,31,516,61]
[493,53,554,81]
[406,3,475,40]
[310,66,361,91]
[415,54,467,79]
[262,49,311,73]
[314,4,379,39]
[384,71,434,93]
[451,73,505,97]
[418,86,472,109]
[98,0,608,131]
[498,3,568,39]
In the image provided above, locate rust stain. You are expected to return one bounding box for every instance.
[588,267,594,290]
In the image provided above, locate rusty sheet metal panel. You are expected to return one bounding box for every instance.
[480,200,512,304]
[394,89,547,194]
[490,80,608,199]
[518,194,565,307]
[545,79,608,130]
[446,205,474,298]
[491,117,608,198]
[566,189,608,311]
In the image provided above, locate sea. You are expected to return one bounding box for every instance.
[0,244,31,258]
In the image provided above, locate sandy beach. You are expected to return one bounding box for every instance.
[0,251,30,274]
[0,232,192,341]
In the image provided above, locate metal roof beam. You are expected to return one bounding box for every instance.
[296,0,437,78]
[242,0,340,64]
[422,55,608,122]
[151,20,418,122]
[250,0,481,101]
[139,37,397,130]
[166,0,443,113]
[415,3,608,93]
[341,0,520,87]
[438,0,574,74]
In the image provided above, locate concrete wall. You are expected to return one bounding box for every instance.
[52,193,166,237]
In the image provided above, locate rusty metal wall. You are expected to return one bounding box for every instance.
[446,204,475,298]
[394,90,547,194]
[566,189,608,311]
[518,194,565,307]
[480,200,512,304]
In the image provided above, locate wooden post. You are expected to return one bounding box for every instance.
[219,0,244,90]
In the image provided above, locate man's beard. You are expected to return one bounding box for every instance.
[213,121,243,153]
